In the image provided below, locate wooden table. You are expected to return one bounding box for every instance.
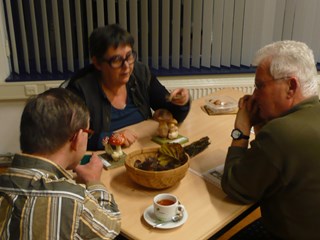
[100,89,252,240]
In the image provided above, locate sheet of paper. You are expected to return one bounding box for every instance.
[188,149,225,189]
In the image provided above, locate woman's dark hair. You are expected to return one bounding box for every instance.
[20,88,89,154]
[89,24,135,61]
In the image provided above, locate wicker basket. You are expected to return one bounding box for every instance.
[124,147,189,189]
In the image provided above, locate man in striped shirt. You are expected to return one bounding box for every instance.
[0,88,121,239]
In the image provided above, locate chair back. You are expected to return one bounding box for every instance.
[59,64,96,88]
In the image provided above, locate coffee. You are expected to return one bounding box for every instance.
[153,193,185,222]
[157,199,175,206]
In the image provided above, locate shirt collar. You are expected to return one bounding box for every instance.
[11,153,74,179]
[283,96,320,116]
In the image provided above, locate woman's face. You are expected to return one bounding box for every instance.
[94,44,135,87]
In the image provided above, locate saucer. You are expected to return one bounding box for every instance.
[143,205,188,229]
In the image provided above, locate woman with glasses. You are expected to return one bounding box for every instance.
[66,24,190,150]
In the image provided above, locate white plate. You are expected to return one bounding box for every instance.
[143,205,188,229]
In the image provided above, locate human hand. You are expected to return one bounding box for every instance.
[168,88,190,106]
[116,129,138,147]
[245,96,266,134]
[74,153,103,185]
[234,95,257,134]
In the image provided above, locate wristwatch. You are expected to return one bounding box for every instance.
[231,128,250,140]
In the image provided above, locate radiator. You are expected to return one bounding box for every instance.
[186,86,255,100]
[160,76,255,100]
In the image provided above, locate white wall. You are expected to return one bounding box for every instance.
[0,100,25,153]
[0,80,63,153]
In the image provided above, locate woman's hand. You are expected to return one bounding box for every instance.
[169,88,190,106]
[116,129,138,147]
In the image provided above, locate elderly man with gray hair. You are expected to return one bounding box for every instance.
[222,41,320,239]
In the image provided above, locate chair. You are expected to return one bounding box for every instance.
[59,64,96,89]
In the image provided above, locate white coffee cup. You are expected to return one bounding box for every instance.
[153,193,185,222]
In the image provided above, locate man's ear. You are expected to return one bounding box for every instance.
[287,77,299,98]
[70,130,81,151]
[92,56,102,71]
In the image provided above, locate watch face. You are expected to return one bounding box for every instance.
[232,129,241,139]
[231,129,249,140]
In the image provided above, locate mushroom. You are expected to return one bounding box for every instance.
[102,136,113,155]
[152,109,173,122]
[157,120,169,138]
[167,119,179,139]
[107,133,126,161]
[168,118,178,126]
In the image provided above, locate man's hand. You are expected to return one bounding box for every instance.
[74,153,103,185]
[245,95,266,134]
[234,95,254,134]
[233,95,267,144]
[231,95,256,147]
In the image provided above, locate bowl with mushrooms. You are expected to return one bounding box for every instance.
[124,143,189,189]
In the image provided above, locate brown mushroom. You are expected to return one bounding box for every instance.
[157,121,169,138]
[152,109,173,122]
[168,118,178,125]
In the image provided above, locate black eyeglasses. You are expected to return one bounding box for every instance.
[101,51,137,68]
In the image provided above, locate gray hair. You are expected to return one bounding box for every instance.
[252,40,318,97]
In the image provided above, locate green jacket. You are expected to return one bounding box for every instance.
[222,96,320,239]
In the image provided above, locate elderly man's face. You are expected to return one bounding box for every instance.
[252,61,291,121]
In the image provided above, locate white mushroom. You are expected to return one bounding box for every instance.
[167,119,179,139]
[102,136,113,155]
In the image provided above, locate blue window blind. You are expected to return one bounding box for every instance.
[3,0,320,82]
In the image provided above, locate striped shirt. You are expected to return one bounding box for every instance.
[0,153,121,240]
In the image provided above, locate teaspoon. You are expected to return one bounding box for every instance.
[153,214,183,228]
